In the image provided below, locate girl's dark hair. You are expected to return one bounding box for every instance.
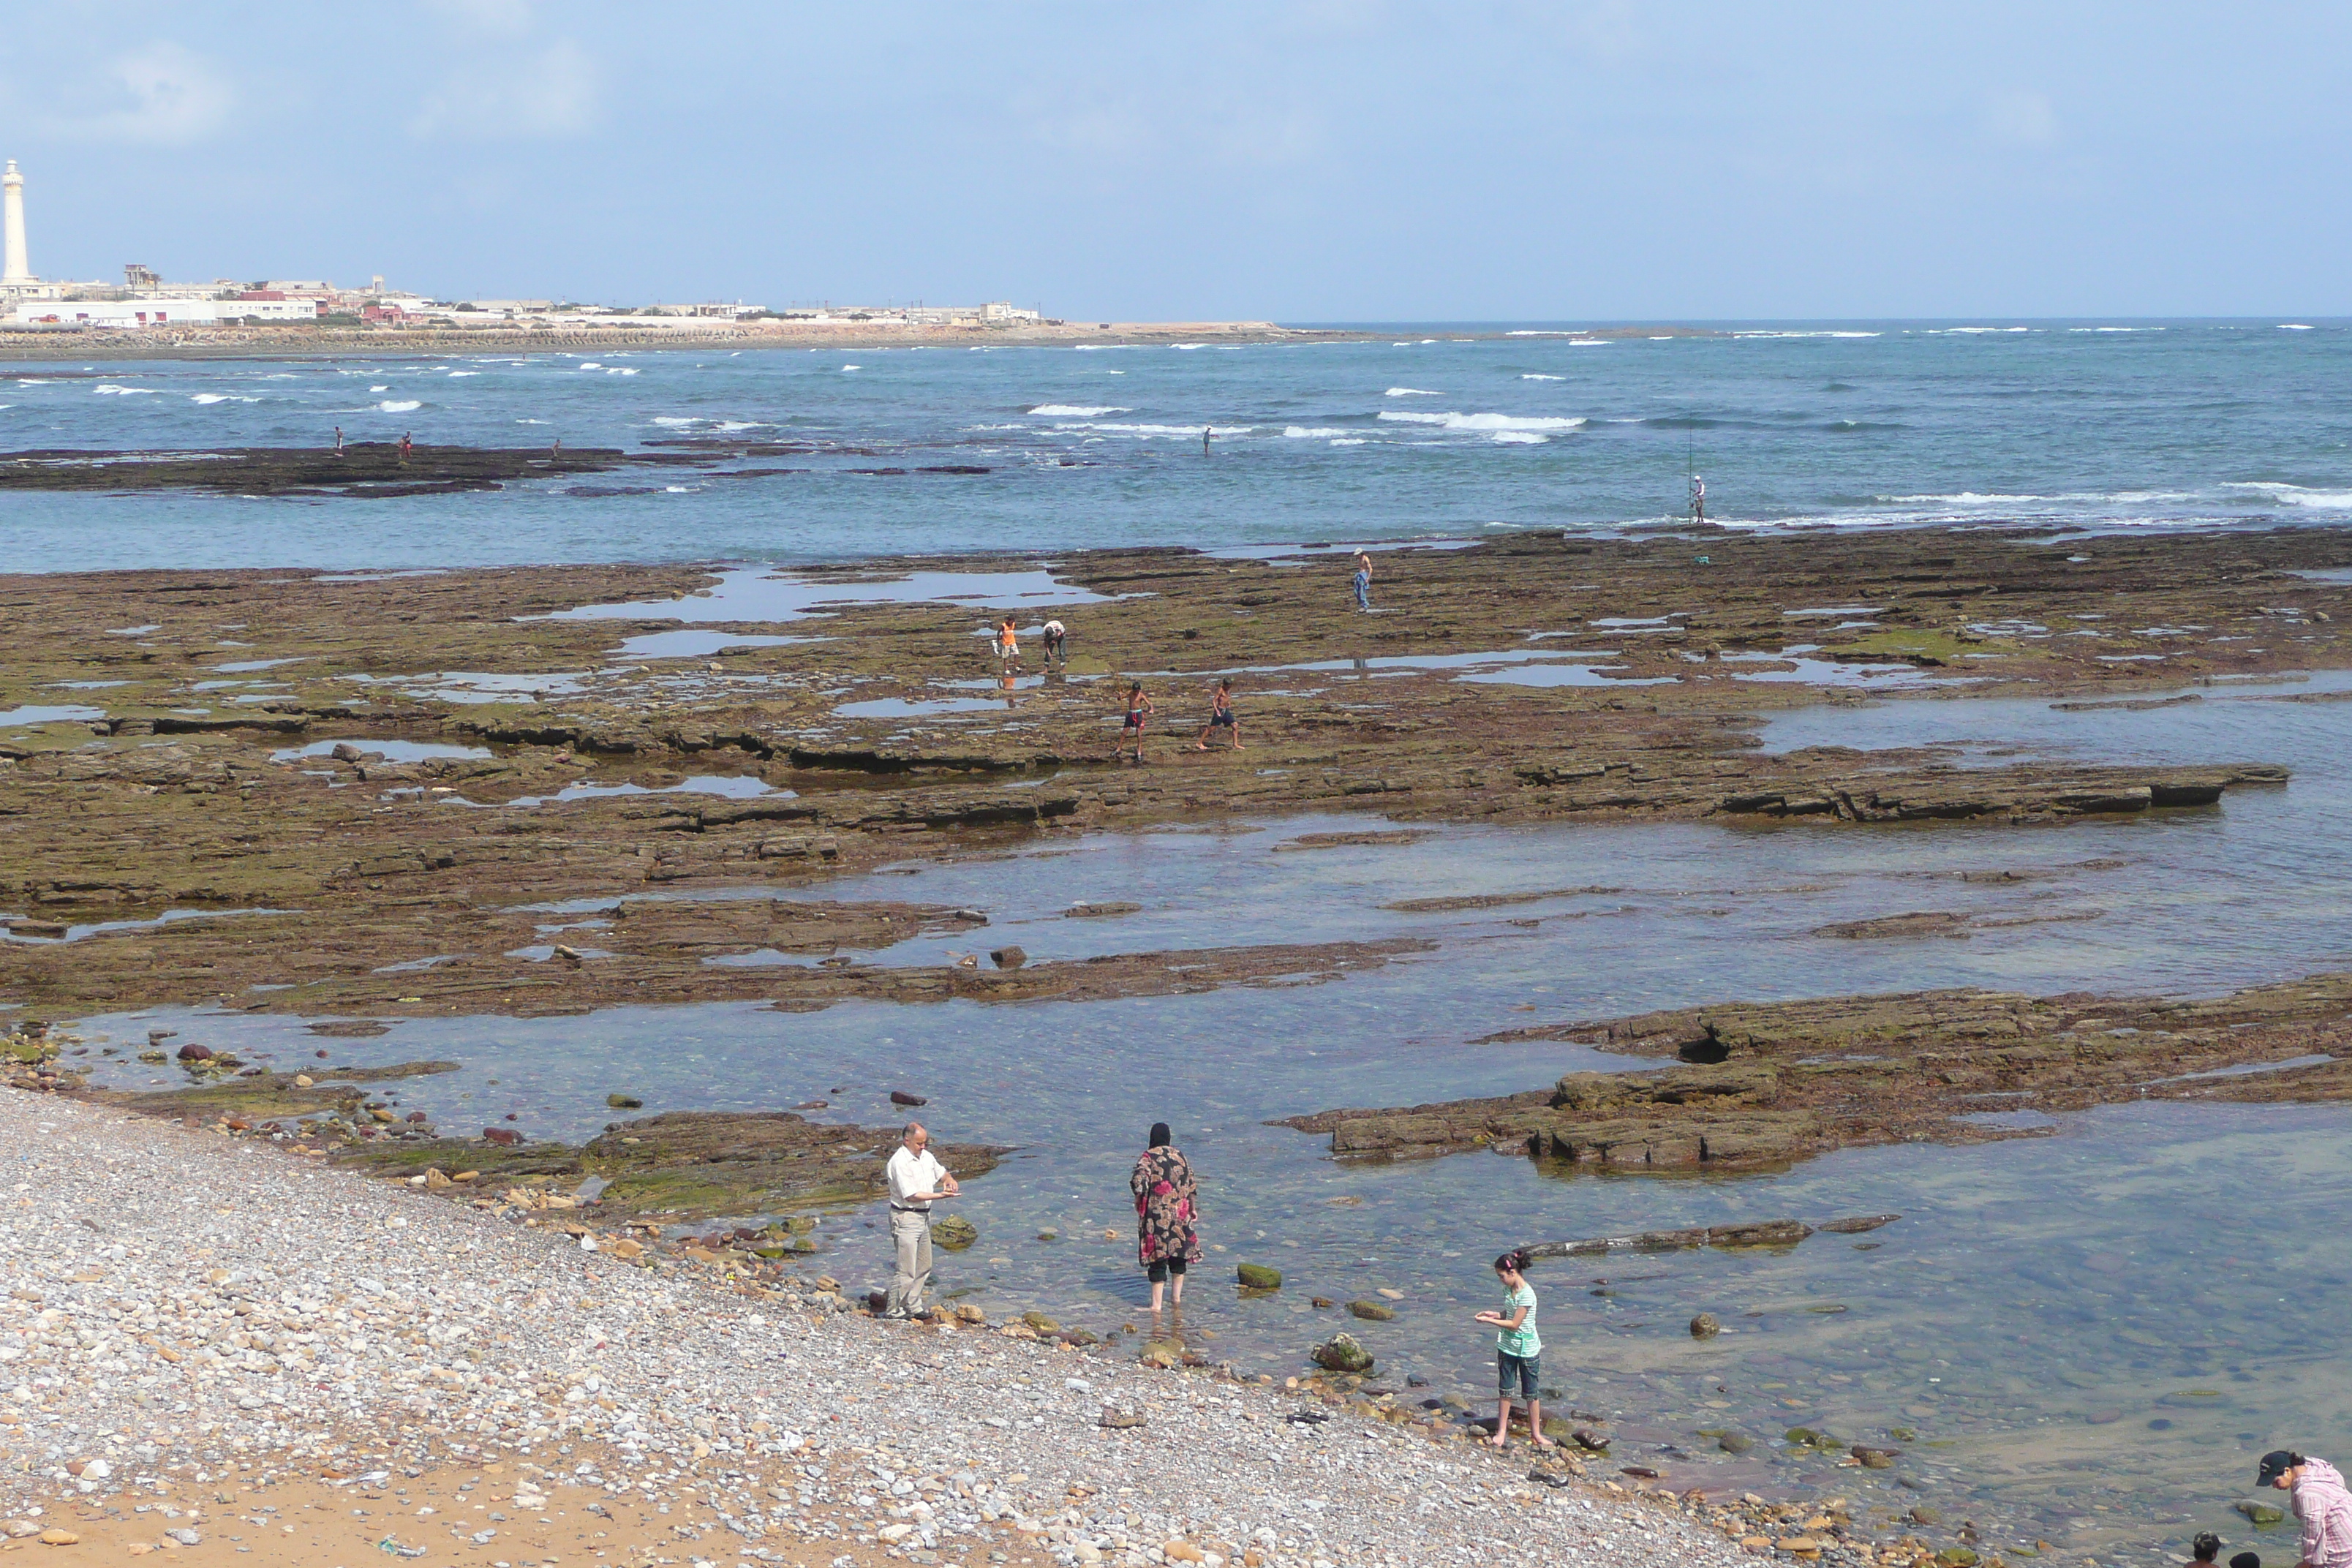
[1148,1122,1172,1148]
[2193,1533,2221,1562]
[1493,1249,1529,1273]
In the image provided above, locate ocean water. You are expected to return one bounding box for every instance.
[2,320,2349,571]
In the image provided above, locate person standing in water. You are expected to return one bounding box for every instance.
[1352,551,1373,612]
[994,617,1021,674]
[1041,618,1068,668]
[1202,427,1211,456]
[1474,1250,1552,1451]
[1130,1122,1202,1316]
[333,426,345,456]
[1690,473,1706,523]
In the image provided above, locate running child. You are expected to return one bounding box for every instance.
[1474,1249,1551,1450]
[1112,682,1152,764]
[1195,677,1242,751]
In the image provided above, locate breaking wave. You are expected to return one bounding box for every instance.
[1377,411,1587,434]
[1028,404,1129,417]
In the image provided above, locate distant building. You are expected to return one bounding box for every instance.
[11,296,322,328]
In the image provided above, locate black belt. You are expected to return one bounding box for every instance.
[891,1205,930,1213]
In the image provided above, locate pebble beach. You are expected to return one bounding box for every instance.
[0,1089,1801,1568]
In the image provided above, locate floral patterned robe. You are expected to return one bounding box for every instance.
[1130,1146,1202,1269]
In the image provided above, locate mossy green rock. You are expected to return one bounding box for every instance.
[2238,1500,2287,1527]
[1311,1333,1373,1373]
[606,1093,644,1109]
[1346,1299,1396,1322]
[1935,1550,1980,1568]
[932,1214,979,1251]
[1236,1263,1283,1290]
[1021,1311,1060,1333]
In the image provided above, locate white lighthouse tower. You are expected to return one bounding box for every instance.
[1,160,30,284]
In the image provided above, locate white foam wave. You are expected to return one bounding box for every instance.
[1733,330,1880,339]
[370,385,389,393]
[1028,404,1128,417]
[1376,410,1587,434]
[651,416,701,427]
[94,385,157,396]
[1490,431,1549,444]
[1385,388,1441,397]
[2068,326,2165,333]
[840,365,860,372]
[608,366,638,375]
[2280,324,2315,331]
[1284,426,1353,438]
[448,369,480,376]
[578,363,603,371]
[714,420,769,432]
[377,400,422,413]
[2227,482,2352,510]
[1329,438,1366,446]
[189,393,261,405]
[1521,374,1563,381]
[1929,326,2032,335]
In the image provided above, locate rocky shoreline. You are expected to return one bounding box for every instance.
[0,1089,1838,1568]
[7,524,2352,1565]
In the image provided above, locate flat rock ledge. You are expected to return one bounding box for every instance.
[1281,973,2352,1174]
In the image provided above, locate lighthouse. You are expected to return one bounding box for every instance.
[1,160,29,284]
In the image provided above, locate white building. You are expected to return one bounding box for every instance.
[10,296,321,328]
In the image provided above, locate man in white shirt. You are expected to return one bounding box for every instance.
[882,1122,960,1319]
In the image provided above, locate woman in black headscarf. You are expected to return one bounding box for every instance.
[1129,1121,1202,1313]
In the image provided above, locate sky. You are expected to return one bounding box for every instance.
[1,1,2345,321]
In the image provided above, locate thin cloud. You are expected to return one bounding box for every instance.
[411,38,599,140]
[52,42,234,145]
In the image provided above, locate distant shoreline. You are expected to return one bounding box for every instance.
[0,319,1718,361]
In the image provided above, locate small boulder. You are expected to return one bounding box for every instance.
[1718,1431,1754,1455]
[483,1128,522,1147]
[990,946,1027,970]
[1690,1312,1721,1339]
[1852,1444,1901,1469]
[1311,1333,1373,1373]
[606,1093,643,1109]
[932,1214,979,1251]
[1236,1263,1282,1291]
[1346,1300,1395,1322]
[889,1090,928,1107]
[1021,1311,1060,1333]
[2239,1500,2287,1526]
[176,1044,214,1063]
